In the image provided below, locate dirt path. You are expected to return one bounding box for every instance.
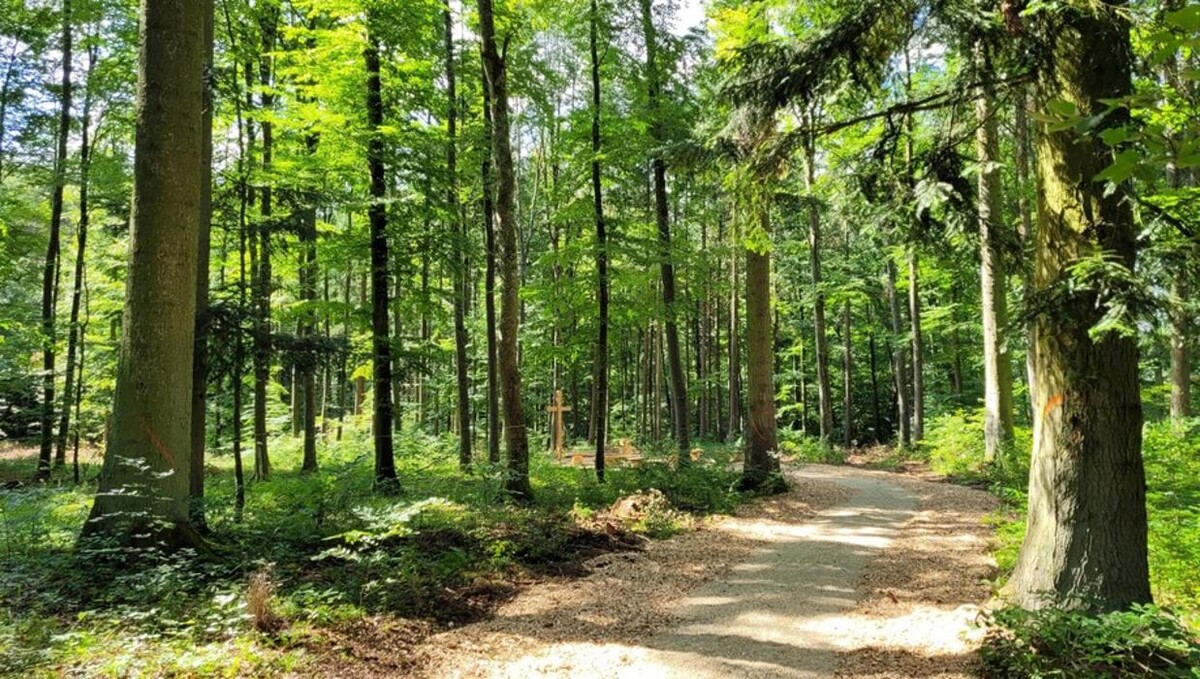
[407,465,998,678]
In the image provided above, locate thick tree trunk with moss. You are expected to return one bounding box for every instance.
[80,0,206,547]
[976,43,1015,462]
[742,204,780,490]
[479,0,532,500]
[1005,4,1151,611]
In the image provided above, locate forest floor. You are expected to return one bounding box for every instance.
[355,463,1000,678]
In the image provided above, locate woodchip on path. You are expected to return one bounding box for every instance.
[408,463,999,678]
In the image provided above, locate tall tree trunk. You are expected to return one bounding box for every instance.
[869,325,883,443]
[300,133,319,472]
[481,66,501,464]
[189,1,215,528]
[364,26,398,491]
[842,301,853,448]
[885,259,910,448]
[478,0,531,499]
[252,5,277,481]
[640,0,690,458]
[81,0,205,547]
[1014,85,1038,416]
[38,0,72,478]
[445,8,472,469]
[727,241,742,441]
[976,43,1016,461]
[741,202,780,490]
[1006,4,1151,611]
[57,42,96,472]
[590,0,609,483]
[804,133,834,441]
[1170,275,1191,424]
[908,250,924,441]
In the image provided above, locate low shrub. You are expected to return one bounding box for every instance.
[778,429,844,464]
[981,604,1200,678]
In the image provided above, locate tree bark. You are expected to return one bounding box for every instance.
[976,42,1016,461]
[364,27,398,491]
[189,0,215,527]
[885,259,910,448]
[590,0,609,483]
[444,8,472,469]
[1170,273,1191,423]
[478,0,531,500]
[252,4,277,481]
[38,0,72,478]
[741,204,780,490]
[81,0,206,547]
[1005,4,1151,611]
[908,250,924,441]
[640,0,690,458]
[803,133,835,441]
[300,139,319,473]
[57,41,96,475]
[842,301,853,448]
[727,240,742,441]
[481,65,501,464]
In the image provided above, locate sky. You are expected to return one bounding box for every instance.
[673,0,708,36]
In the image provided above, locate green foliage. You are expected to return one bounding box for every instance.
[0,428,746,675]
[919,410,1031,490]
[981,604,1200,678]
[778,429,845,464]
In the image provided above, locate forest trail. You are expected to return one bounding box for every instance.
[406,465,999,678]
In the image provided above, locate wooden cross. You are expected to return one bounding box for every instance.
[546,389,572,458]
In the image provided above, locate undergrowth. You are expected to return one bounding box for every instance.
[980,604,1200,678]
[921,409,1200,673]
[0,426,745,676]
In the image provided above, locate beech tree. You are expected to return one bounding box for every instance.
[80,0,206,547]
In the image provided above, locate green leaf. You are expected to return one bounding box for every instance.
[1095,149,1140,184]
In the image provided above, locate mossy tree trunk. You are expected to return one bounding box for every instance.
[1006,3,1151,611]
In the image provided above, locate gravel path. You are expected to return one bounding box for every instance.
[408,464,997,679]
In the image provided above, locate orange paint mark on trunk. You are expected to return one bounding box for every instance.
[142,417,176,469]
[1043,393,1064,420]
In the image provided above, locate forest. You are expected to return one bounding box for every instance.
[1,0,1199,675]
